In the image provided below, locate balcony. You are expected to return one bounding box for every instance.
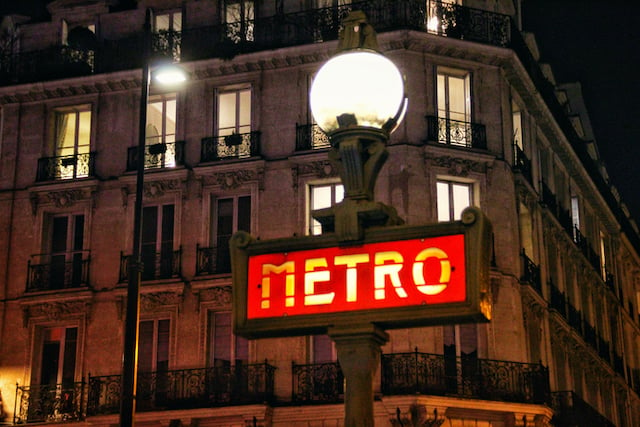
[119,248,182,282]
[381,350,549,404]
[291,361,343,404]
[36,153,96,181]
[551,391,615,427]
[87,362,275,415]
[520,249,541,295]
[200,132,261,162]
[548,281,567,316]
[27,251,90,292]
[14,381,85,424]
[295,123,331,151]
[126,141,185,171]
[425,116,487,150]
[0,1,511,86]
[195,244,231,275]
[513,145,533,185]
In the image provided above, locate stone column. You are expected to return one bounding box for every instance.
[329,324,389,427]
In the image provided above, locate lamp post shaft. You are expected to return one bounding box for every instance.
[120,9,152,427]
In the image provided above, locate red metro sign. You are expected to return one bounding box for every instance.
[247,234,465,319]
[232,207,492,338]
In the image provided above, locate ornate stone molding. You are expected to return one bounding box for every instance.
[30,188,93,214]
[197,285,232,307]
[427,155,486,176]
[23,300,90,326]
[144,179,182,198]
[140,291,183,312]
[202,169,263,190]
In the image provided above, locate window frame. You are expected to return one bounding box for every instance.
[215,85,252,137]
[208,310,249,367]
[435,178,475,222]
[307,180,344,235]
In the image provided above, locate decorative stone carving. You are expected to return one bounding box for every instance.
[144,179,181,198]
[140,292,182,312]
[297,160,336,178]
[198,286,232,306]
[203,170,258,190]
[23,301,89,326]
[429,155,485,176]
[47,189,85,208]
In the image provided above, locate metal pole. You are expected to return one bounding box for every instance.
[120,8,151,427]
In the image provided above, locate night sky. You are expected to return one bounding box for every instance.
[1,0,639,223]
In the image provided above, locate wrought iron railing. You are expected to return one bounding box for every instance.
[548,281,567,317]
[551,391,615,427]
[118,248,182,282]
[295,123,331,151]
[14,382,85,424]
[36,152,96,181]
[291,361,343,403]
[426,116,487,149]
[573,226,601,272]
[381,349,549,404]
[126,141,185,171]
[582,321,597,349]
[200,131,261,162]
[540,181,558,217]
[566,301,582,333]
[0,1,511,86]
[195,244,231,275]
[26,251,90,292]
[87,362,275,415]
[520,249,541,295]
[513,145,532,185]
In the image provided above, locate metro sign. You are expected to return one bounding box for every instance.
[232,207,492,338]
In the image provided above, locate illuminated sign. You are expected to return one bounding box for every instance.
[232,207,492,338]
[247,234,465,319]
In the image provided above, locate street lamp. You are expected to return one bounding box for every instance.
[119,9,188,427]
[309,10,407,242]
[309,10,407,427]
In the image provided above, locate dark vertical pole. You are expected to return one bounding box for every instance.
[120,8,151,427]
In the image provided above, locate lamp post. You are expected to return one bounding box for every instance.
[119,9,187,427]
[309,11,407,427]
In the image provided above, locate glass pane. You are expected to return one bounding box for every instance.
[77,111,91,153]
[436,182,450,222]
[138,320,154,372]
[334,184,344,203]
[62,327,78,384]
[59,113,76,153]
[155,14,170,31]
[173,13,182,31]
[437,74,446,114]
[313,334,334,363]
[218,92,237,132]
[157,319,170,371]
[512,110,522,149]
[51,216,69,253]
[312,185,332,210]
[452,183,471,220]
[226,3,241,23]
[448,75,467,121]
[238,196,251,232]
[165,99,176,140]
[213,312,231,362]
[146,101,164,144]
[238,89,251,128]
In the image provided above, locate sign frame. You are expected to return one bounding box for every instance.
[231,206,492,338]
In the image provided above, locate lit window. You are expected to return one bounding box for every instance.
[53,106,91,179]
[436,180,473,222]
[225,1,254,42]
[437,68,471,146]
[512,104,523,151]
[309,182,344,235]
[146,94,177,168]
[36,326,78,386]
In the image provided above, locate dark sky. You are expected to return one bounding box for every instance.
[1,0,639,222]
[523,0,640,224]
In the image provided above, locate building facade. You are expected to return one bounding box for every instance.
[0,0,639,426]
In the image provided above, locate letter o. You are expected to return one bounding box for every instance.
[412,247,451,295]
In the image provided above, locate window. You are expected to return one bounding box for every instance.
[571,196,581,229]
[212,196,251,273]
[512,103,523,152]
[215,86,253,158]
[53,106,91,179]
[142,205,174,280]
[443,324,477,392]
[146,94,177,168]
[154,11,182,61]
[224,1,254,42]
[436,180,472,222]
[139,319,170,373]
[312,334,336,363]
[309,182,344,235]
[41,214,86,289]
[37,326,78,386]
[437,68,471,146]
[599,231,608,279]
[208,311,248,367]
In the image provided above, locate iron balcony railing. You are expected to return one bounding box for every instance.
[195,244,231,275]
[548,280,567,316]
[381,349,550,404]
[540,181,558,218]
[87,362,275,415]
[551,391,616,427]
[26,251,90,292]
[119,248,182,282]
[126,141,185,171]
[572,226,601,272]
[513,145,533,185]
[200,131,261,162]
[426,116,487,150]
[36,153,96,181]
[14,381,85,424]
[295,123,331,151]
[520,249,541,295]
[291,361,344,404]
[0,1,511,86]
